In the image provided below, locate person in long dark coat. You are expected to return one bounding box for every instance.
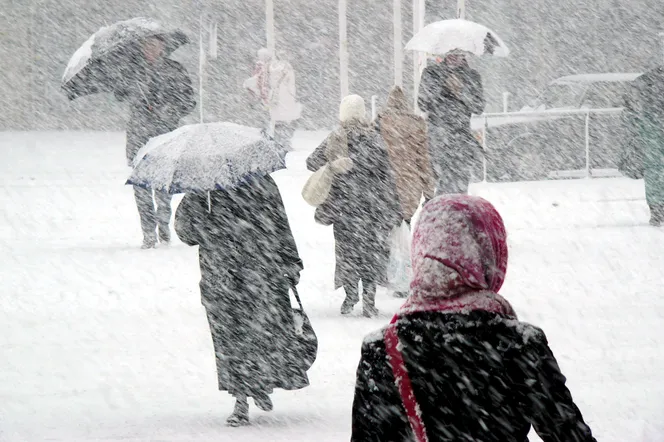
[351,195,596,442]
[418,52,484,195]
[174,174,308,427]
[633,67,664,226]
[116,36,195,248]
[307,95,401,318]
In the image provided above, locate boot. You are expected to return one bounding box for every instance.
[362,282,379,318]
[158,224,171,244]
[226,395,250,427]
[253,393,273,412]
[340,284,359,315]
[141,232,158,249]
[649,204,663,227]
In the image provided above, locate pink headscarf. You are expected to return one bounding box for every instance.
[399,195,515,318]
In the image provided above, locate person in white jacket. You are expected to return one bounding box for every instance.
[244,49,302,151]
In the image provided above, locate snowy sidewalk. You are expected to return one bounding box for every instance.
[1,131,663,441]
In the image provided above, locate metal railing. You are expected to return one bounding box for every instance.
[472,107,625,181]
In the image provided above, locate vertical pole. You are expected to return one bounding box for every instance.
[413,0,425,111]
[457,0,466,19]
[209,22,218,60]
[371,95,378,120]
[339,0,349,99]
[502,92,510,113]
[585,111,591,178]
[483,115,488,182]
[266,0,275,58]
[199,15,205,123]
[393,0,403,87]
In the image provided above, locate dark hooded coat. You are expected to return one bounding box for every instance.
[307,121,402,289]
[418,62,485,193]
[175,175,308,396]
[116,57,196,165]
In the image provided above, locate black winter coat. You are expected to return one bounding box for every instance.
[175,175,308,396]
[418,64,484,130]
[352,311,596,442]
[117,58,196,165]
[307,124,402,288]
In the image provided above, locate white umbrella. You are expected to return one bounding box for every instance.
[62,17,189,100]
[406,19,509,57]
[127,122,287,194]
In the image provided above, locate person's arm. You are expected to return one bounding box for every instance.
[263,177,304,281]
[465,70,485,115]
[523,330,597,442]
[306,136,330,172]
[351,338,410,442]
[417,67,436,113]
[156,61,196,121]
[415,119,435,201]
[174,194,206,247]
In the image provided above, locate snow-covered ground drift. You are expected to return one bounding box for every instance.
[1,131,663,441]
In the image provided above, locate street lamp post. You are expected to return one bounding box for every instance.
[457,0,466,19]
[266,0,275,58]
[393,0,403,87]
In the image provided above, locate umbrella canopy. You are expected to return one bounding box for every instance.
[406,19,509,57]
[62,17,189,101]
[127,123,287,194]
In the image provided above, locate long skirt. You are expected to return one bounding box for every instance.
[202,270,309,397]
[428,125,482,195]
[333,221,391,290]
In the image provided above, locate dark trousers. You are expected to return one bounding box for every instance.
[344,281,377,307]
[274,122,295,152]
[133,186,172,238]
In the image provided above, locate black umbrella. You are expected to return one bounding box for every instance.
[62,17,189,101]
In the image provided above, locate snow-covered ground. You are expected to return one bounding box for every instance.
[1,131,663,441]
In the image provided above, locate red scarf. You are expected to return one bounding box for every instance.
[385,195,515,442]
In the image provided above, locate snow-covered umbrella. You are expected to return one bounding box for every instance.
[406,19,509,57]
[127,123,287,194]
[62,17,189,101]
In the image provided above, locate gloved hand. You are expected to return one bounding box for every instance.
[285,270,301,287]
[329,157,354,175]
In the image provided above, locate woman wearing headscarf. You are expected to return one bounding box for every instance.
[351,195,596,441]
[307,95,402,317]
[175,175,308,427]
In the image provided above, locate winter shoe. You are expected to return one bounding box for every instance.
[226,397,250,427]
[141,233,158,249]
[158,225,171,244]
[253,393,274,412]
[341,284,360,315]
[340,297,357,315]
[362,282,378,318]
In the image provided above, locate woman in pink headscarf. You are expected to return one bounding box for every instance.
[351,195,596,442]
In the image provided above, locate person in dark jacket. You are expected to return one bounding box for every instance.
[418,52,484,195]
[175,175,308,427]
[307,95,402,318]
[633,67,664,226]
[116,36,196,248]
[351,195,596,442]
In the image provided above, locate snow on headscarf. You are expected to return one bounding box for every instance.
[399,195,515,318]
